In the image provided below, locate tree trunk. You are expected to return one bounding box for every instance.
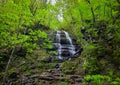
[87,0,96,25]
[3,45,16,84]
[3,15,22,84]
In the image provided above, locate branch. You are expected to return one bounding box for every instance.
[86,0,96,25]
[3,45,16,84]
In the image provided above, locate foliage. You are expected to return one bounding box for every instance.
[81,44,99,74]
[61,61,77,74]
[0,0,53,83]
[112,78,120,85]
[0,0,120,84]
[83,74,111,85]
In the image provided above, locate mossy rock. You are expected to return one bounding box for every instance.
[61,61,77,74]
[8,69,19,79]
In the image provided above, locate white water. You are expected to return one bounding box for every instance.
[63,31,76,55]
[55,31,76,59]
[56,31,62,59]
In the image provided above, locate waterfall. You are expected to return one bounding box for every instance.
[63,31,76,55]
[56,31,62,59]
[51,30,77,60]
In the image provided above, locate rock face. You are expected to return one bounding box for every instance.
[49,30,80,60]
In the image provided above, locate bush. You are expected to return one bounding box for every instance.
[83,75,111,85]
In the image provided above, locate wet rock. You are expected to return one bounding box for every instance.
[70,75,79,79]
[55,63,61,68]
[49,30,81,60]
[75,79,82,82]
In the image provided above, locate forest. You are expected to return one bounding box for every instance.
[0,0,120,85]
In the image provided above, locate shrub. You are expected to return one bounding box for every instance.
[83,74,111,85]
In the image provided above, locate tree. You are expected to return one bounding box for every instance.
[0,0,51,83]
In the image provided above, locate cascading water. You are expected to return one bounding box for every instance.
[63,31,76,55]
[50,30,77,60]
[56,31,62,59]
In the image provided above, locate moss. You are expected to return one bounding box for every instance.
[8,68,19,79]
[61,61,77,74]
